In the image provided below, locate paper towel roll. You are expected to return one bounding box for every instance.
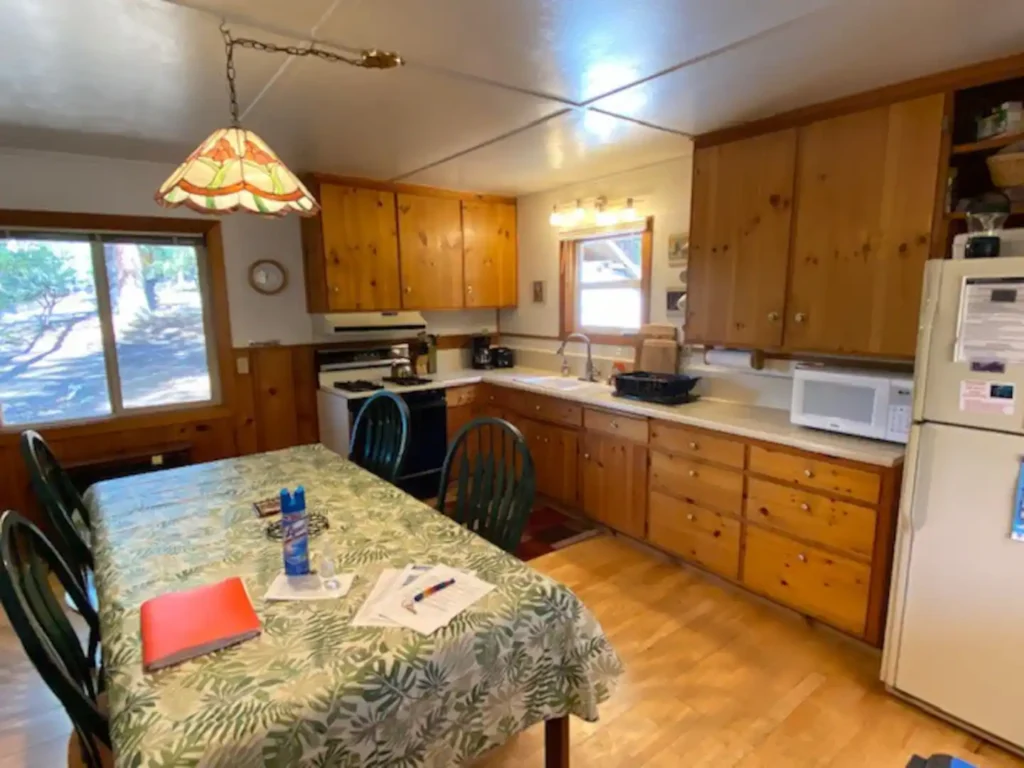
[703,348,757,370]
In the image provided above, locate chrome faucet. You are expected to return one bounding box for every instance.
[556,333,598,382]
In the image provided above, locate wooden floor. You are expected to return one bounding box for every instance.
[1,535,1021,767]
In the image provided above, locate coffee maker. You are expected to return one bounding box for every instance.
[964,193,1011,258]
[471,335,493,369]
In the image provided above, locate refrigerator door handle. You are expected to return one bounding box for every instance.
[907,428,934,533]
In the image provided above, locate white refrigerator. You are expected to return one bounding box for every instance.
[883,238,1024,754]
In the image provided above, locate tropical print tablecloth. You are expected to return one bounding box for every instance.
[85,444,621,767]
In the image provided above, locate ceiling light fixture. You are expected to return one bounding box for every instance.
[549,205,563,227]
[622,197,637,221]
[595,197,618,226]
[156,25,403,218]
[571,199,585,224]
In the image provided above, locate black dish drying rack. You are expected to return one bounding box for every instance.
[612,371,700,405]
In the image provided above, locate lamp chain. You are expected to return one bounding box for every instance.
[221,24,241,126]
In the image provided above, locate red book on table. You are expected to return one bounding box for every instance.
[140,577,261,672]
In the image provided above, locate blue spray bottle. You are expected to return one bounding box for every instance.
[280,486,310,575]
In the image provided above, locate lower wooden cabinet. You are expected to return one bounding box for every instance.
[580,431,647,539]
[521,417,578,508]
[743,526,871,637]
[648,490,740,580]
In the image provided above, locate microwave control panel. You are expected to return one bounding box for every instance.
[885,382,914,443]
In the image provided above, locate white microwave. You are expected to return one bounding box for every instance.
[790,366,913,443]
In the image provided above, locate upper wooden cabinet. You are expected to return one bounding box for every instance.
[396,193,464,310]
[687,93,945,358]
[301,177,519,313]
[785,94,945,356]
[462,200,517,308]
[687,129,797,348]
[304,185,401,312]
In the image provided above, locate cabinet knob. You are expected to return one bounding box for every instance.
[689,441,698,450]
[803,469,814,478]
[584,453,591,460]
[794,312,807,323]
[405,286,412,294]
[543,437,549,444]
[686,513,696,522]
[768,311,780,322]
[332,286,339,293]
[797,553,807,563]
[488,395,495,401]
[611,421,619,429]
[800,502,810,511]
[688,470,697,478]
[467,285,473,294]
[535,405,541,411]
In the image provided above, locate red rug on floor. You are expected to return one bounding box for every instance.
[515,506,601,561]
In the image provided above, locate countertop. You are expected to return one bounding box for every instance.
[320,368,905,467]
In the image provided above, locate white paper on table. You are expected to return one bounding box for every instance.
[350,565,432,627]
[377,564,495,635]
[264,572,354,601]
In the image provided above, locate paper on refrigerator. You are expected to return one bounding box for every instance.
[956,277,1024,365]
[376,564,495,635]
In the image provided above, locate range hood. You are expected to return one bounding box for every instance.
[312,311,427,341]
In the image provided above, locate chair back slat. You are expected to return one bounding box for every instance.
[348,391,411,482]
[20,431,93,578]
[437,417,536,554]
[0,510,109,767]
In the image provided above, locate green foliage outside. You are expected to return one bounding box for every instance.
[139,245,198,283]
[0,241,79,323]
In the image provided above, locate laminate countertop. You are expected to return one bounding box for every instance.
[321,368,906,467]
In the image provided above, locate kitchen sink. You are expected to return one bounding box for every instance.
[513,376,596,391]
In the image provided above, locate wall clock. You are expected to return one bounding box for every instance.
[248,259,288,295]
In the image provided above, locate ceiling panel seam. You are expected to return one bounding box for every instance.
[389,108,574,182]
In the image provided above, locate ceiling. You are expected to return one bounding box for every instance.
[0,0,1022,196]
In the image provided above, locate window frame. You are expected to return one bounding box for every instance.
[559,216,653,345]
[0,211,234,432]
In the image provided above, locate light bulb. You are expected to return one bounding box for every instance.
[622,197,637,221]
[549,207,563,227]
[596,207,618,226]
[572,200,585,223]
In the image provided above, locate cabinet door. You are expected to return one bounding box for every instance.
[396,193,464,309]
[463,201,517,308]
[581,432,647,539]
[320,185,401,311]
[784,94,945,356]
[687,129,796,347]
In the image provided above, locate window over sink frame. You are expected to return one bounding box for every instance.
[559,216,653,346]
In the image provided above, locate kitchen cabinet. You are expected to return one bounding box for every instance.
[397,193,464,310]
[687,129,797,348]
[301,183,401,312]
[521,417,578,507]
[580,431,647,539]
[462,200,517,308]
[784,94,945,356]
[446,385,477,447]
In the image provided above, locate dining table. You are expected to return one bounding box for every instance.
[85,443,622,767]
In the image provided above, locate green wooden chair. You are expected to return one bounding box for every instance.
[437,417,536,555]
[0,510,110,768]
[20,430,95,584]
[349,391,411,482]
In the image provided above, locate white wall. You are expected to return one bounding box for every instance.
[0,148,495,347]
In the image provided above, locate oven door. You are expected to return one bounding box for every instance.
[790,369,888,440]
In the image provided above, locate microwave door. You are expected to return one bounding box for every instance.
[919,256,1024,434]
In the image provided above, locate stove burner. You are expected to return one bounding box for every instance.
[381,375,433,386]
[333,380,384,392]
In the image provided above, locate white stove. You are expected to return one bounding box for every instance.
[317,344,434,395]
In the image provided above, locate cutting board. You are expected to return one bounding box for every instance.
[638,338,679,374]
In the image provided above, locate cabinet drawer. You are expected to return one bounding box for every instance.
[510,391,583,428]
[584,408,648,443]
[745,478,876,560]
[478,385,508,410]
[447,385,477,409]
[648,491,740,580]
[650,422,745,469]
[650,450,743,515]
[743,526,870,637]
[748,445,881,505]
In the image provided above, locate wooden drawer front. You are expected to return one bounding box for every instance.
[648,491,740,579]
[743,527,870,636]
[478,385,507,410]
[511,391,583,428]
[745,478,877,560]
[748,445,881,505]
[447,385,477,409]
[650,450,743,515]
[583,408,648,443]
[650,421,745,469]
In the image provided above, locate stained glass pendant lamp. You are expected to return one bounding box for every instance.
[156,26,402,218]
